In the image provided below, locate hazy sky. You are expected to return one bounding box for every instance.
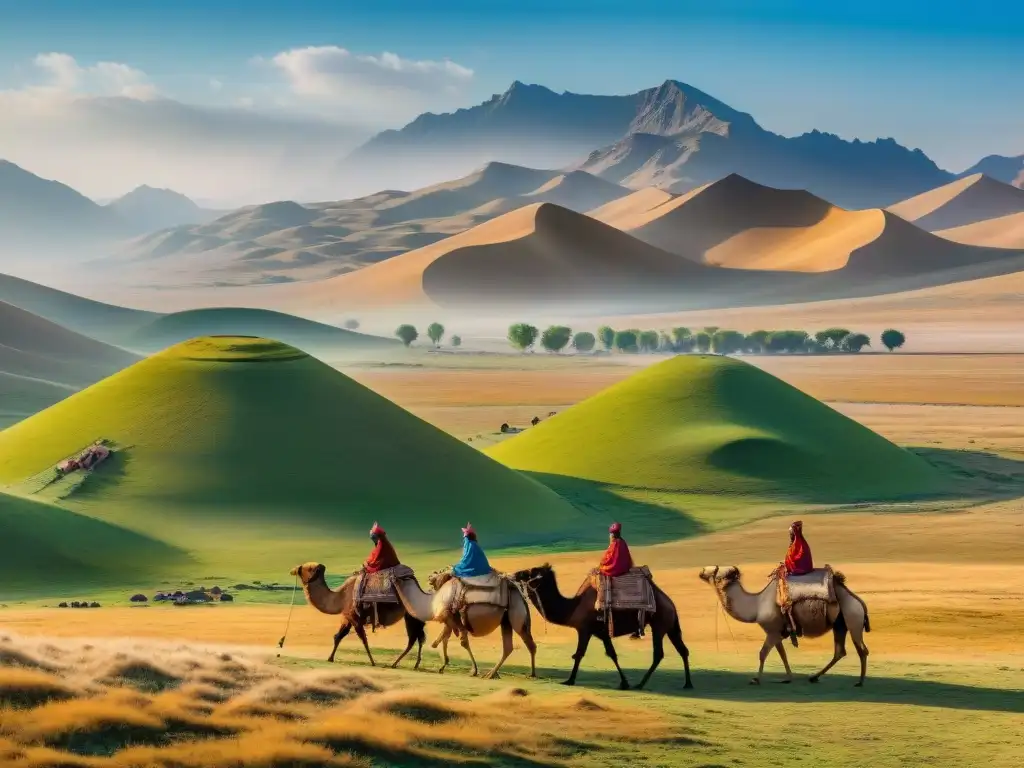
[1,1,1021,203]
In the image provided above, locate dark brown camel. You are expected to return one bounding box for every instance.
[290,563,427,668]
[513,564,693,690]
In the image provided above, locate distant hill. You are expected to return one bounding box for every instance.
[340,79,955,209]
[0,337,590,578]
[487,355,947,510]
[888,174,1024,231]
[0,300,140,427]
[959,154,1024,188]
[112,164,630,287]
[106,185,221,233]
[937,212,1024,249]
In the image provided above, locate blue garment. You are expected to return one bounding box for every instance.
[452,537,491,578]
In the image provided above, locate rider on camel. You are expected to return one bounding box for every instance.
[598,522,633,577]
[363,522,401,574]
[452,523,492,578]
[780,520,815,644]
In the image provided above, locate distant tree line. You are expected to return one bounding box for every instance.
[504,323,907,355]
[392,322,462,348]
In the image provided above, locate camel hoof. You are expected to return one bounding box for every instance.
[808,676,819,684]
[683,682,694,690]
[854,682,864,688]
[437,668,446,675]
[618,681,631,691]
[560,680,575,687]
[749,678,761,686]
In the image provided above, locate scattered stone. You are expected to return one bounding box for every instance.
[130,594,148,603]
[58,602,68,608]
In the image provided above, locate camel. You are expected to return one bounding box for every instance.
[389,569,537,680]
[513,564,693,691]
[289,563,426,669]
[699,565,871,686]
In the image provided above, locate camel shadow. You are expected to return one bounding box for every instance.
[911,447,1024,503]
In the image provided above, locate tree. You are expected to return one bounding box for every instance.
[395,324,418,347]
[613,329,638,353]
[427,322,445,347]
[881,329,906,352]
[658,331,674,353]
[694,331,712,353]
[711,329,746,355]
[343,319,360,330]
[572,331,596,353]
[671,327,692,351]
[840,332,871,353]
[638,330,660,353]
[766,330,809,353]
[597,326,615,351]
[450,335,462,348]
[541,325,573,353]
[814,327,852,351]
[703,326,720,337]
[507,323,539,352]
[746,330,771,353]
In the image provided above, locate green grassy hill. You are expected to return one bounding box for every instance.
[127,307,397,356]
[487,355,948,526]
[0,301,141,428]
[0,337,588,591]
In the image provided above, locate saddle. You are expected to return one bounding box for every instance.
[771,565,837,645]
[435,569,511,624]
[586,566,657,636]
[355,564,413,604]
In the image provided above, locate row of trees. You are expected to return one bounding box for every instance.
[506,323,907,355]
[394,323,461,348]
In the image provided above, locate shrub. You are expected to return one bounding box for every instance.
[450,335,462,348]
[711,329,746,355]
[841,332,872,352]
[395,325,418,347]
[427,322,445,347]
[694,331,712,353]
[541,325,573,353]
[638,330,660,353]
[507,323,539,351]
[572,331,596,352]
[767,330,810,353]
[597,326,615,351]
[881,329,906,352]
[343,319,360,330]
[613,330,638,353]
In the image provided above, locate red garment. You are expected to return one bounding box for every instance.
[364,534,400,574]
[785,529,814,575]
[598,537,633,577]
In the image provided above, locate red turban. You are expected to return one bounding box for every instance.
[370,522,385,536]
[609,522,622,535]
[462,522,475,537]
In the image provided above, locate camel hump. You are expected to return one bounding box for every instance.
[778,565,838,605]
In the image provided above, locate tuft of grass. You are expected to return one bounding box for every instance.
[0,669,79,708]
[99,660,183,693]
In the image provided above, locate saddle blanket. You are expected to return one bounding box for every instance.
[440,569,511,616]
[589,566,656,613]
[774,565,836,608]
[356,564,413,603]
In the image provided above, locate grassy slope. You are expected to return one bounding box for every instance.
[487,355,949,527]
[127,307,398,355]
[0,337,590,588]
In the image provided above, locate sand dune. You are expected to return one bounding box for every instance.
[587,187,677,228]
[888,173,1024,231]
[936,212,1024,249]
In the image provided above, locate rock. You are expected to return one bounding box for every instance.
[58,602,68,608]
[89,602,101,608]
[130,594,148,603]
[219,593,234,602]
[184,590,211,602]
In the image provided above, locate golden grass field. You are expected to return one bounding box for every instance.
[3,352,1023,767]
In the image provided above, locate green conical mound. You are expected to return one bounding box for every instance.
[488,355,946,504]
[0,337,586,572]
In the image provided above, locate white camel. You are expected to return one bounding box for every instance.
[699,565,871,686]
[391,570,537,680]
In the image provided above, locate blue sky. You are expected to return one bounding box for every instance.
[0,1,1021,199]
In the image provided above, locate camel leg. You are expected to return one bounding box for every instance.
[636,627,665,690]
[810,617,848,683]
[484,613,514,680]
[774,642,794,683]
[751,633,780,685]
[390,615,423,669]
[327,622,352,663]
[353,623,376,667]
[459,627,479,677]
[437,628,452,674]
[599,633,631,691]
[850,624,869,687]
[513,612,538,679]
[563,630,593,686]
[667,617,694,689]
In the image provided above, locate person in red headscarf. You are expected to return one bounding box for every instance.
[363,522,401,574]
[598,522,634,577]
[784,520,814,576]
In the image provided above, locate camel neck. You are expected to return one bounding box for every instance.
[529,573,581,625]
[393,576,435,622]
[718,579,767,624]
[303,575,348,615]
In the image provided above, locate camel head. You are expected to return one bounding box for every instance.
[512,563,553,587]
[290,562,326,585]
[698,565,741,586]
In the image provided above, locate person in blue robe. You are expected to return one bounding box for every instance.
[451,522,492,578]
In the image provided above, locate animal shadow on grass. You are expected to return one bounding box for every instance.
[912,448,1024,504]
[463,661,1023,714]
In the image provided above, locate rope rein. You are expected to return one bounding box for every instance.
[277,574,299,649]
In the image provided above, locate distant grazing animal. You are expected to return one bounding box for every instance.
[290,563,426,668]
[699,565,870,686]
[390,569,537,680]
[531,416,540,426]
[513,564,693,690]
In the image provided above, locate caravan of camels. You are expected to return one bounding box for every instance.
[290,519,871,689]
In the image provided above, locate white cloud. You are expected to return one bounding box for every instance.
[266,45,473,116]
[29,52,158,100]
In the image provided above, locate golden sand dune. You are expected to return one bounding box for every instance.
[937,211,1024,248]
[598,174,1021,276]
[888,173,1024,231]
[587,187,677,228]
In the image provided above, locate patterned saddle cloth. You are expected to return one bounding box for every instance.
[434,569,511,616]
[355,564,414,603]
[588,566,656,613]
[772,565,837,609]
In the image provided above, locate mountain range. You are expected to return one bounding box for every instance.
[339,79,962,209]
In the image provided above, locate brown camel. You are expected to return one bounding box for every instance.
[699,565,871,686]
[290,563,426,668]
[513,564,693,690]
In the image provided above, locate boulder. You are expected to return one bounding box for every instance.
[219,593,234,602]
[58,602,68,608]
[130,594,148,603]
